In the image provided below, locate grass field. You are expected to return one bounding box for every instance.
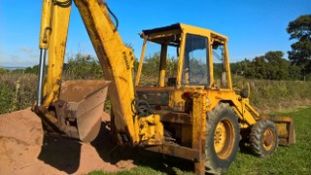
[2,73,311,114]
[89,107,311,175]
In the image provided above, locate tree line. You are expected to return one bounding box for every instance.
[2,14,310,81]
[231,51,302,80]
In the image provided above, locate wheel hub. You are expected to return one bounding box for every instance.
[263,128,274,151]
[213,119,234,159]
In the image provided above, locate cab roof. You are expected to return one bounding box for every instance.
[142,23,228,41]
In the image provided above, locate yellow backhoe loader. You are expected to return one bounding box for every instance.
[34,0,295,174]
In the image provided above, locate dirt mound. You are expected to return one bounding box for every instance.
[0,108,135,175]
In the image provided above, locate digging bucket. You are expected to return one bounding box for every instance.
[54,80,110,142]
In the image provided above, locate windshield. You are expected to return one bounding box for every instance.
[182,34,209,86]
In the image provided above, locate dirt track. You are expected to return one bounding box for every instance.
[0,108,135,175]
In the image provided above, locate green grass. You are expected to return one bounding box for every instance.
[89,107,311,175]
[90,167,167,175]
[89,166,193,175]
[228,107,311,175]
[0,73,36,114]
[234,79,311,112]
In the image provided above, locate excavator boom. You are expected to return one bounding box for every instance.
[73,0,137,142]
[36,0,144,143]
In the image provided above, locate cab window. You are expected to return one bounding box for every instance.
[182,34,209,86]
[212,40,228,88]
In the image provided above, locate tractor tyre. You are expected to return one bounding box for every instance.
[250,119,278,157]
[205,103,240,174]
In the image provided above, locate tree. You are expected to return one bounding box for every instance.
[264,51,290,80]
[0,68,9,74]
[24,65,39,74]
[236,51,292,80]
[287,14,311,78]
[65,53,103,79]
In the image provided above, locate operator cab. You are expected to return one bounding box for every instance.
[135,23,232,112]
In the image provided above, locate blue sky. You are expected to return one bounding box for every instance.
[0,0,310,67]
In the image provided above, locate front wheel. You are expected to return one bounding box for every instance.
[205,103,240,174]
[250,119,278,157]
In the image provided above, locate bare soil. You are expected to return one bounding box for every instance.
[0,108,135,175]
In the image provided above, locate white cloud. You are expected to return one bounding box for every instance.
[0,47,39,67]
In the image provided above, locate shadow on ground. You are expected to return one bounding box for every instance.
[38,134,81,174]
[37,120,193,174]
[92,121,194,174]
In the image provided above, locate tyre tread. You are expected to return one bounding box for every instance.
[204,103,240,174]
[250,119,278,157]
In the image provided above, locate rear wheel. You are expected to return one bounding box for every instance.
[205,103,240,174]
[250,119,278,157]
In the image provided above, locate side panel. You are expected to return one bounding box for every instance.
[168,88,257,125]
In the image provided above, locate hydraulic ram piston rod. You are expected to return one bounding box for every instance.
[37,48,47,106]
